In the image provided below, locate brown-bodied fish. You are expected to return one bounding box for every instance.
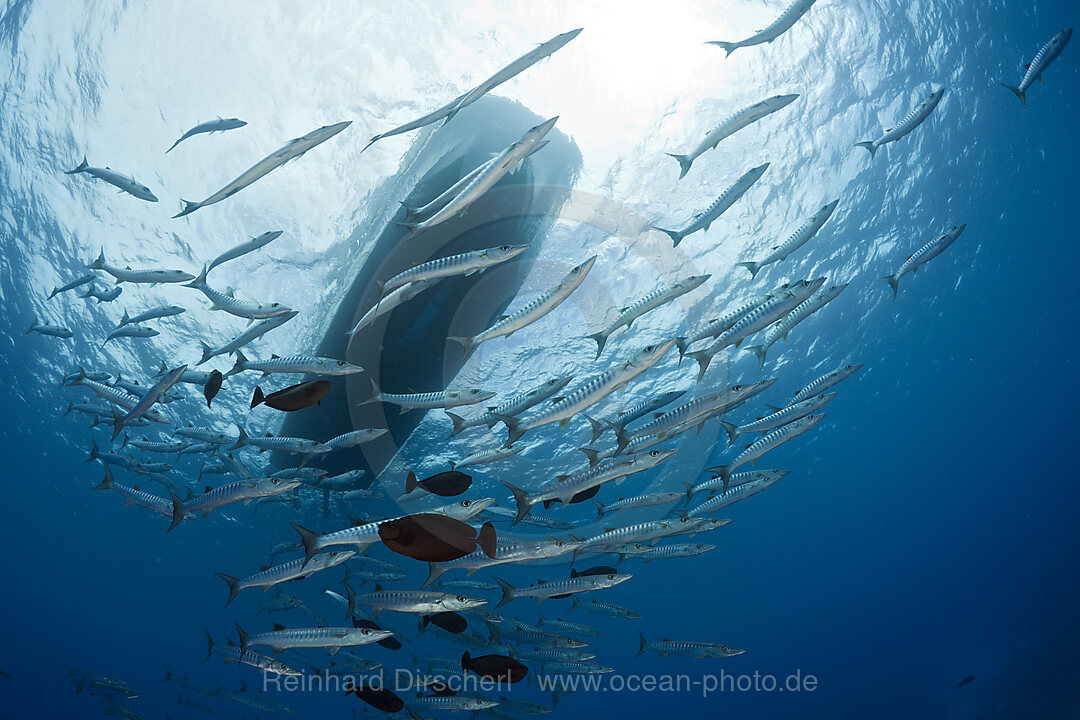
[422,611,467,634]
[404,470,472,497]
[461,651,528,683]
[250,380,331,411]
[204,370,223,408]
[379,514,497,562]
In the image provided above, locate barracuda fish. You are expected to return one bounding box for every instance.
[792,364,862,404]
[165,117,247,153]
[424,539,580,587]
[195,310,297,365]
[411,695,499,712]
[586,275,710,358]
[121,436,189,454]
[104,325,158,345]
[708,414,825,490]
[226,350,363,378]
[856,87,945,158]
[347,278,438,336]
[347,584,487,616]
[206,631,304,676]
[324,428,387,450]
[568,596,641,619]
[492,624,588,649]
[401,117,557,236]
[448,256,597,359]
[495,574,631,608]
[617,543,716,563]
[174,121,351,217]
[490,696,558,715]
[737,200,839,279]
[637,632,744,659]
[207,230,282,273]
[270,467,326,481]
[61,368,111,385]
[682,473,787,518]
[110,365,187,439]
[173,426,233,445]
[154,361,215,386]
[534,615,602,639]
[216,550,354,605]
[64,158,158,201]
[706,0,818,56]
[93,465,187,519]
[451,444,524,470]
[292,497,495,564]
[448,375,574,437]
[881,224,967,298]
[1000,28,1072,107]
[573,518,718,559]
[179,442,216,456]
[379,245,529,297]
[719,393,836,445]
[65,400,114,419]
[594,492,683,520]
[653,163,769,246]
[503,449,677,523]
[615,379,777,453]
[668,94,799,178]
[596,390,687,441]
[503,341,675,445]
[231,426,330,456]
[437,579,499,592]
[85,250,194,284]
[24,318,73,338]
[184,267,291,319]
[167,477,301,531]
[481,506,577,530]
[72,373,169,424]
[543,661,615,674]
[236,622,390,655]
[77,282,122,302]
[745,283,848,369]
[48,273,96,299]
[689,280,826,379]
[85,442,154,472]
[316,470,368,489]
[116,305,186,328]
[359,378,494,414]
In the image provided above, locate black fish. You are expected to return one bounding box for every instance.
[346,682,405,713]
[545,485,599,508]
[417,679,456,696]
[422,611,467,634]
[405,470,472,497]
[250,380,331,411]
[571,565,618,578]
[378,513,496,562]
[957,675,975,688]
[352,617,401,650]
[203,370,223,408]
[461,651,528,684]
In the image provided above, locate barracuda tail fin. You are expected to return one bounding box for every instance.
[636,630,648,658]
[446,335,477,360]
[665,153,693,179]
[652,225,684,246]
[215,572,243,607]
[355,376,381,407]
[65,156,89,174]
[24,317,37,335]
[855,141,878,157]
[687,350,713,381]
[594,498,607,522]
[705,40,739,57]
[445,411,469,439]
[230,425,249,451]
[93,465,115,490]
[500,480,532,525]
[585,331,608,359]
[583,415,607,443]
[1000,82,1026,107]
[423,562,446,588]
[203,631,215,660]
[710,464,734,493]
[717,421,741,446]
[880,274,899,299]
[290,522,321,568]
[167,489,186,532]
[196,341,215,366]
[85,439,99,463]
[503,416,526,446]
[225,350,247,378]
[682,481,697,506]
[613,425,632,455]
[183,265,208,290]
[235,623,250,656]
[117,310,131,328]
[736,261,763,279]
[744,344,767,372]
[579,446,602,467]
[173,199,202,218]
[493,576,516,609]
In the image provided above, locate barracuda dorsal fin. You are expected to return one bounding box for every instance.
[273,623,287,631]
[271,354,280,359]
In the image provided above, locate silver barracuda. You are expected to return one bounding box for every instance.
[358,377,495,413]
[215,550,354,605]
[174,121,351,217]
[681,473,787,518]
[706,0,818,57]
[450,444,525,470]
[637,631,744,659]
[616,543,716,563]
[447,376,573,437]
[226,350,363,378]
[856,87,945,158]
[86,250,193,284]
[48,273,96,299]
[206,230,282,273]
[378,244,529,297]
[594,492,684,521]
[719,393,836,445]
[494,574,632,609]
[231,426,331,456]
[585,275,710,358]
[745,283,848,369]
[24,318,73,338]
[736,200,839,279]
[235,623,391,655]
[116,305,186,328]
[653,163,769,246]
[568,596,641,619]
[323,429,387,450]
[424,539,580,587]
[346,584,487,616]
[165,117,247,153]
[881,224,966,298]
[110,364,187,439]
[791,364,862,404]
[184,266,292,319]
[195,310,297,365]
[78,282,122,302]
[64,158,158,201]
[167,477,301,531]
[347,279,437,337]
[71,372,169,424]
[708,414,826,490]
[1000,28,1072,107]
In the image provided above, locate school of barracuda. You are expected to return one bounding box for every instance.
[28,3,1071,718]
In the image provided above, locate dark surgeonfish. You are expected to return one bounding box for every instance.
[345,682,407,713]
[422,611,467,634]
[251,380,332,411]
[378,513,496,562]
[203,370,223,408]
[404,470,473,497]
[461,651,528,684]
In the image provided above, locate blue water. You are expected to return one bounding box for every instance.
[1,1,1078,718]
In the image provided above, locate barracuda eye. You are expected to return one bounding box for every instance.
[644,345,656,353]
[649,450,660,457]
[500,245,511,251]
[457,595,468,602]
[461,500,472,507]
[337,361,347,366]
[607,575,617,580]
[470,389,481,395]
